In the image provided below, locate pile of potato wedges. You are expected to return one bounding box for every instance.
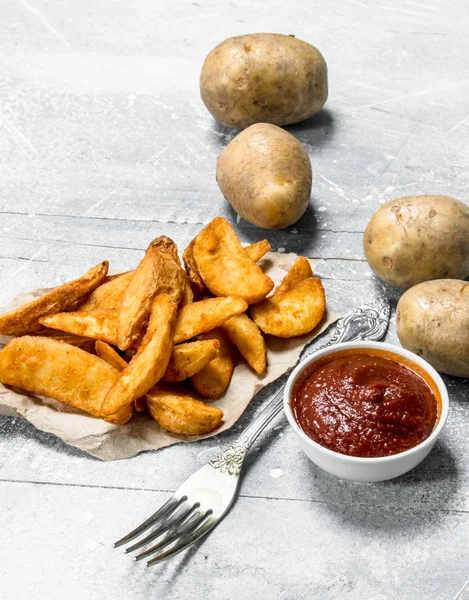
[0,217,325,435]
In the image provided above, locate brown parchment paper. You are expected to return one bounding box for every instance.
[0,252,339,461]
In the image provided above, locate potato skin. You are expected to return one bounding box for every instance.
[217,123,312,229]
[200,33,328,129]
[363,195,469,289]
[397,279,469,378]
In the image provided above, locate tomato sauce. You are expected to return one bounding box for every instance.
[291,348,439,458]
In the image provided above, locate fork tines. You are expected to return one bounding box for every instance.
[115,496,215,566]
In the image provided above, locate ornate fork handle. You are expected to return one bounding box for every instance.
[209,394,284,477]
[209,297,390,479]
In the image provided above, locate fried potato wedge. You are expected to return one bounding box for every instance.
[163,339,220,382]
[193,217,274,304]
[146,385,223,435]
[180,278,194,306]
[95,341,146,412]
[103,271,133,283]
[245,239,271,262]
[40,309,118,345]
[95,340,128,371]
[34,331,97,353]
[275,256,313,297]
[183,239,206,294]
[220,312,266,374]
[250,277,326,338]
[191,329,237,399]
[118,236,185,350]
[79,271,134,311]
[0,261,108,336]
[101,294,178,416]
[0,336,131,423]
[183,237,270,298]
[173,296,248,344]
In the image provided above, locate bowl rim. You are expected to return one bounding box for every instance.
[283,340,449,464]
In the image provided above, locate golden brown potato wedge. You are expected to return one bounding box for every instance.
[193,217,274,304]
[250,277,325,337]
[101,294,178,416]
[40,309,118,345]
[0,336,131,423]
[34,331,97,354]
[183,237,270,298]
[190,329,237,399]
[220,312,266,374]
[95,340,146,413]
[183,239,206,294]
[118,236,185,350]
[95,340,128,371]
[146,385,223,435]
[163,339,220,382]
[173,296,248,344]
[103,271,133,283]
[79,271,134,311]
[275,256,313,297]
[180,278,194,306]
[245,239,271,262]
[0,261,108,336]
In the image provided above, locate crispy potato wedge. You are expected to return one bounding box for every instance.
[180,278,194,306]
[146,385,223,435]
[118,236,185,350]
[34,331,97,353]
[191,329,237,399]
[163,339,220,382]
[245,239,271,262]
[183,239,206,294]
[173,296,248,344]
[193,217,274,304]
[275,256,313,297]
[0,261,108,336]
[95,340,145,413]
[183,237,270,298]
[95,340,128,371]
[103,271,133,283]
[251,277,326,337]
[79,271,134,311]
[0,336,131,423]
[40,309,118,345]
[101,294,178,416]
[220,312,266,374]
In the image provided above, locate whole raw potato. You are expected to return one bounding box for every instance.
[363,195,469,289]
[397,279,469,377]
[200,33,328,129]
[217,123,312,229]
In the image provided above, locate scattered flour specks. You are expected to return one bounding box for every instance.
[269,468,283,479]
[318,206,327,212]
[84,540,97,551]
[290,228,298,234]
[277,247,286,253]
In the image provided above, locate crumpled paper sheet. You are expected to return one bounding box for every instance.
[0,252,339,461]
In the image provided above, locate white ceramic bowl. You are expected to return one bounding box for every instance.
[284,341,449,482]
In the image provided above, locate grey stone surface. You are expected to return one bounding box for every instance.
[0,0,469,598]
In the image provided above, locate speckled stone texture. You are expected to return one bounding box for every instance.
[0,1,469,598]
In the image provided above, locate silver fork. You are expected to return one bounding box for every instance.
[115,297,390,566]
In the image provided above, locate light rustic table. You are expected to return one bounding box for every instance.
[1,1,468,599]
